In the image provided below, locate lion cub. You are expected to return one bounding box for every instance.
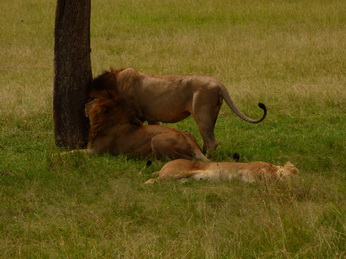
[145,159,299,184]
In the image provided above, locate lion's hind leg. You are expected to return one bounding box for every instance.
[191,87,222,156]
[144,169,179,184]
[151,133,206,160]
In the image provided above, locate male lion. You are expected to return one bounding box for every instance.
[145,159,299,184]
[78,97,208,161]
[89,68,267,156]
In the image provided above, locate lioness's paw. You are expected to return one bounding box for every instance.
[144,178,157,184]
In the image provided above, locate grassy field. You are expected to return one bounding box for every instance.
[1,0,345,257]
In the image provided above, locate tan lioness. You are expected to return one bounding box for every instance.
[89,68,267,156]
[145,159,299,184]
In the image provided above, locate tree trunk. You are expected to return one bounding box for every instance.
[53,0,92,149]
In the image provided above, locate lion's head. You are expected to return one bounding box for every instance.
[85,96,142,145]
[87,68,127,101]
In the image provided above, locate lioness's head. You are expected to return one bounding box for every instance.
[276,162,299,179]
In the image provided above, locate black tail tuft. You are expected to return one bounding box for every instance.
[258,102,267,111]
[232,153,240,162]
[146,160,153,167]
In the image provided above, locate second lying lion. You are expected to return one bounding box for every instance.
[145,159,299,184]
[80,97,208,161]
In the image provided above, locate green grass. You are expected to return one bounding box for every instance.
[0,0,345,257]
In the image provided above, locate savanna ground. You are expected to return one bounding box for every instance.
[0,0,345,257]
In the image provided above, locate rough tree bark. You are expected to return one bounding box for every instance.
[53,0,92,149]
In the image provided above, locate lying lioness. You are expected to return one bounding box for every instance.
[145,159,299,184]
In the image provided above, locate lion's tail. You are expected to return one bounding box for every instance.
[219,84,267,124]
